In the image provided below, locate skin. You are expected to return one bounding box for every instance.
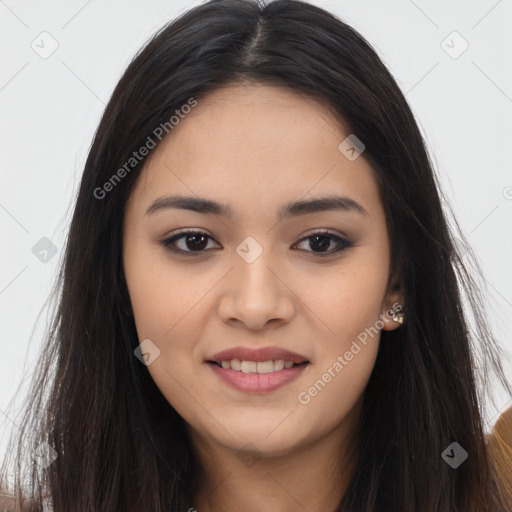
[123,83,404,512]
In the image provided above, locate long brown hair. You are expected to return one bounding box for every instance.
[1,0,511,510]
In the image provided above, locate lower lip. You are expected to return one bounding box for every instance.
[208,362,309,393]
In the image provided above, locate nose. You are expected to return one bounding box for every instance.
[217,249,295,330]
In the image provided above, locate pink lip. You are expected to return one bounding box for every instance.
[208,362,309,393]
[208,346,309,364]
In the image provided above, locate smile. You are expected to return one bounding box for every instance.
[214,359,305,373]
[207,360,310,392]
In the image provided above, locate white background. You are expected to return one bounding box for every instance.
[1,0,511,462]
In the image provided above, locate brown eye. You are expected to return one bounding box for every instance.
[294,231,354,257]
[161,230,219,254]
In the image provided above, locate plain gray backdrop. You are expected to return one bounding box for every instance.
[1,0,511,462]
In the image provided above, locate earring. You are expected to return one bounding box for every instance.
[392,312,404,324]
[392,305,405,325]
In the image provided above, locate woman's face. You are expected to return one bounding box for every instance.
[123,84,403,457]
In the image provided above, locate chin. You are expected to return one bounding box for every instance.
[216,420,305,455]
[227,434,301,459]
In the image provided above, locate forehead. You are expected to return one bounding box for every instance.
[175,83,347,157]
[128,84,382,222]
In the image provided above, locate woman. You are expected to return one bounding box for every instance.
[1,0,511,510]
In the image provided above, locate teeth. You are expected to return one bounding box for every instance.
[217,359,303,373]
[256,361,274,373]
[241,360,257,373]
[274,360,284,371]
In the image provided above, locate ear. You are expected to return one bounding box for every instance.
[381,279,405,331]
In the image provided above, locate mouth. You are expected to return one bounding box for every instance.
[207,359,310,373]
[206,359,310,393]
[205,346,311,392]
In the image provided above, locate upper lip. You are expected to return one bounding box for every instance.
[208,346,310,364]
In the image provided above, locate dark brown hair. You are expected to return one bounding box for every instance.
[1,0,511,510]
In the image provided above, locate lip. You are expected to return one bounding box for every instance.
[208,361,309,393]
[207,346,309,365]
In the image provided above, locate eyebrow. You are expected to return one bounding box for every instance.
[145,194,368,219]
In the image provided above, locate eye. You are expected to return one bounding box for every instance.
[161,229,219,255]
[293,230,354,257]
[160,229,353,257]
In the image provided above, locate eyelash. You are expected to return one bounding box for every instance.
[160,228,354,258]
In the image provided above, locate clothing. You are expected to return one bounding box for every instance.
[488,406,512,507]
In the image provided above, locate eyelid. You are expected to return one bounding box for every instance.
[161,228,220,254]
[298,228,350,242]
[293,229,354,256]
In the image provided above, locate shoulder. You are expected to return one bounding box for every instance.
[0,492,35,512]
[487,406,512,505]
[0,493,15,512]
[492,406,512,439]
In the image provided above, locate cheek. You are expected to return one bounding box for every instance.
[299,255,389,349]
[294,338,378,445]
[123,244,218,415]
[126,277,213,398]
[292,252,387,414]
[125,264,209,427]
[124,238,211,341]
